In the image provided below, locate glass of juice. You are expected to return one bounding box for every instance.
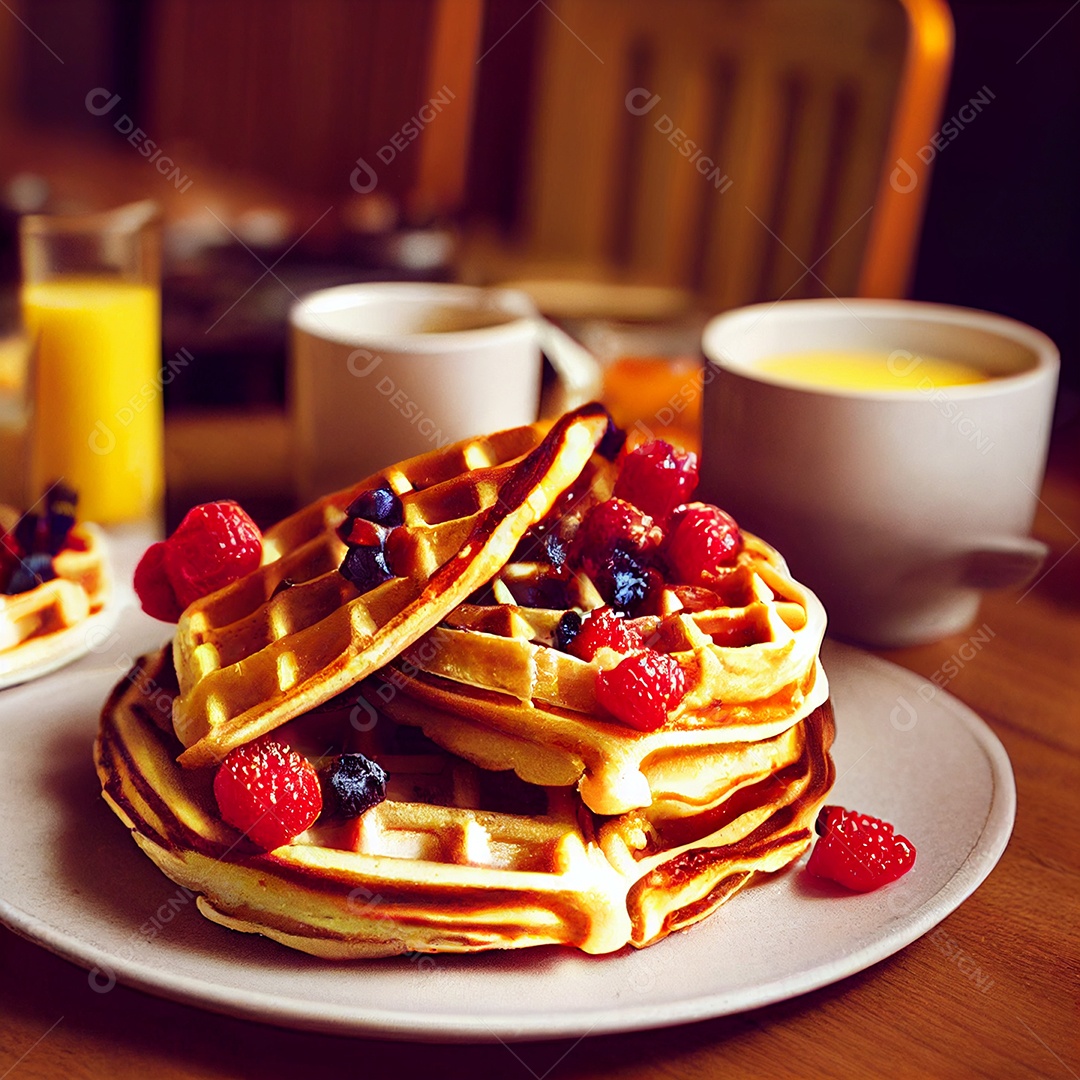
[0,301,33,509]
[19,200,163,524]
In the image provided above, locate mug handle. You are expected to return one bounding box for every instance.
[959,536,1049,589]
[534,319,604,413]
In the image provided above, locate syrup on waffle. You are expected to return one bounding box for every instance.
[171,404,613,768]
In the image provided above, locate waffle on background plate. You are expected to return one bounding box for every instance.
[95,403,836,957]
[0,523,109,682]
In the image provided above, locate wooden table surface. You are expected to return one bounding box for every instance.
[1,414,1077,1080]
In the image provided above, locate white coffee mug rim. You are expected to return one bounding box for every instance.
[702,298,1059,401]
[289,281,538,352]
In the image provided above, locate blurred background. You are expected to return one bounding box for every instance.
[1,0,1076,517]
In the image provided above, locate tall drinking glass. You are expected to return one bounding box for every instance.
[0,298,33,508]
[19,200,163,523]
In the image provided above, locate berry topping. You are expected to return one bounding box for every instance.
[133,501,262,621]
[346,486,403,527]
[337,485,402,592]
[4,552,56,595]
[578,499,664,566]
[595,649,687,731]
[164,501,263,608]
[543,530,570,571]
[605,545,658,612]
[597,415,628,461]
[614,440,698,523]
[554,610,582,651]
[665,502,742,584]
[319,753,389,819]
[10,482,79,560]
[213,738,323,850]
[43,483,78,555]
[575,498,663,609]
[133,542,183,621]
[342,518,385,547]
[340,544,393,592]
[806,806,916,892]
[567,606,644,661]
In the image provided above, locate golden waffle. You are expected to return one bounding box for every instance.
[97,648,633,957]
[605,700,835,946]
[170,404,613,768]
[0,524,109,679]
[96,648,834,958]
[377,532,828,814]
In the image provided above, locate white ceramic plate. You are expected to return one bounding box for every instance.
[0,594,122,690]
[0,637,1014,1042]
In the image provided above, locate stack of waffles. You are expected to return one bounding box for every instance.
[95,403,834,957]
[0,523,109,681]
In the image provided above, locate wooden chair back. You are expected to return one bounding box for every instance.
[522,0,953,304]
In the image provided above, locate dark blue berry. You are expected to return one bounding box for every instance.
[340,545,393,592]
[597,416,627,461]
[320,753,388,819]
[44,483,78,555]
[555,611,582,651]
[346,486,403,527]
[606,545,651,612]
[14,513,42,555]
[4,552,56,595]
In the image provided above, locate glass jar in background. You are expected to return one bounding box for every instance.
[19,200,163,524]
[575,315,706,455]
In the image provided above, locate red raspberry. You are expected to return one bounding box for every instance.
[567,607,644,661]
[596,649,687,731]
[614,440,699,522]
[806,806,916,892]
[133,541,183,622]
[576,498,662,577]
[574,499,664,611]
[666,502,741,584]
[213,738,323,850]
[163,501,263,609]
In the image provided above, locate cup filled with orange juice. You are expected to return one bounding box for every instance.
[19,201,164,524]
[700,299,1059,647]
[0,312,33,508]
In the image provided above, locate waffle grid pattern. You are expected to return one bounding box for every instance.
[171,406,611,767]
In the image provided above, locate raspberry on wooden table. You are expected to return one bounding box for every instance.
[596,649,687,731]
[213,738,323,850]
[806,806,916,892]
[613,439,699,523]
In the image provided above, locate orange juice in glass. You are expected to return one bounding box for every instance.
[19,201,163,524]
[0,324,32,507]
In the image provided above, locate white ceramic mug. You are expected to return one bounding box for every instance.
[700,299,1059,647]
[289,282,599,501]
